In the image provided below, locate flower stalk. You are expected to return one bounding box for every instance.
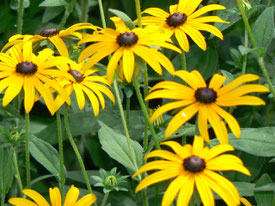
[25,112,31,189]
[56,110,65,201]
[58,0,77,30]
[17,0,24,34]
[134,0,142,28]
[63,104,96,205]
[12,146,23,193]
[98,0,107,29]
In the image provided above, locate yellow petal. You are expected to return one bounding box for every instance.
[207,154,251,176]
[206,144,234,161]
[217,95,266,106]
[106,48,124,83]
[195,174,215,206]
[142,7,169,18]
[175,70,206,89]
[75,194,97,206]
[198,104,210,142]
[188,4,226,20]
[192,135,204,156]
[165,103,199,137]
[8,198,38,206]
[23,76,35,114]
[190,23,224,39]
[2,75,23,107]
[73,84,86,110]
[49,36,69,57]
[190,16,229,24]
[23,189,50,206]
[181,26,206,50]
[145,150,183,163]
[176,174,195,206]
[240,197,252,206]
[64,185,80,206]
[208,73,226,91]
[111,17,128,33]
[49,187,61,206]
[122,49,135,82]
[80,84,100,116]
[161,141,191,159]
[23,41,32,62]
[175,29,189,52]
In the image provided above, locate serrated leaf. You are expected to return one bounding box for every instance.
[255,174,275,206]
[108,8,135,29]
[29,135,65,179]
[211,127,275,157]
[39,0,68,7]
[98,121,143,174]
[252,7,274,48]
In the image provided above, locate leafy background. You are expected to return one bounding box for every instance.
[0,0,275,205]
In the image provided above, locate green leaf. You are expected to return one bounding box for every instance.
[211,127,275,157]
[42,7,65,23]
[0,147,14,194]
[29,135,65,179]
[10,0,30,9]
[39,0,68,7]
[254,174,275,206]
[238,45,266,58]
[108,9,135,29]
[234,182,255,197]
[98,121,143,174]
[220,70,234,85]
[252,7,274,48]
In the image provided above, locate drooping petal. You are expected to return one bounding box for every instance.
[73,84,86,110]
[122,49,135,82]
[198,104,210,142]
[75,194,97,206]
[208,73,226,91]
[181,26,206,50]
[49,36,69,57]
[175,29,189,52]
[111,16,128,33]
[23,76,35,114]
[106,48,124,83]
[165,103,199,137]
[135,169,181,192]
[162,175,187,206]
[207,154,251,175]
[2,75,23,107]
[211,104,241,138]
[189,23,224,39]
[80,84,100,116]
[195,174,215,206]
[192,135,204,156]
[64,186,80,206]
[176,175,195,206]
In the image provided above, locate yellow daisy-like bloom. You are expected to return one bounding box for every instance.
[2,23,98,57]
[78,17,181,83]
[146,70,269,143]
[141,0,228,51]
[54,59,115,115]
[0,42,70,115]
[133,135,251,206]
[8,185,96,206]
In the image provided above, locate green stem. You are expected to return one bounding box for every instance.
[142,63,149,152]
[236,0,275,100]
[80,0,89,22]
[113,79,139,172]
[241,29,248,75]
[98,0,107,29]
[63,105,96,205]
[56,110,65,202]
[181,51,187,70]
[132,76,160,150]
[58,0,77,30]
[17,0,24,34]
[12,147,23,193]
[25,113,30,189]
[267,0,272,7]
[134,0,142,27]
[100,192,110,206]
[126,94,130,126]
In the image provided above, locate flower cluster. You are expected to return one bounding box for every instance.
[2,0,270,205]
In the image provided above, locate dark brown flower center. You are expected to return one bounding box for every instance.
[16,62,37,75]
[166,12,187,28]
[195,88,217,104]
[183,156,206,173]
[116,32,138,47]
[39,29,59,37]
[68,70,84,83]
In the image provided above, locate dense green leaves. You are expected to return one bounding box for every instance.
[211,127,275,157]
[98,121,143,173]
[254,174,275,206]
[0,147,14,194]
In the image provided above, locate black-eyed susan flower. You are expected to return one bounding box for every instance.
[54,59,115,115]
[133,135,250,206]
[8,185,96,206]
[0,42,70,115]
[141,0,228,51]
[78,17,181,83]
[2,23,98,57]
[146,70,269,143]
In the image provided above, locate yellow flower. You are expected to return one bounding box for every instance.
[133,135,250,206]
[78,17,181,83]
[54,59,115,115]
[141,0,228,51]
[146,70,269,143]
[0,42,70,115]
[2,23,98,57]
[8,185,96,206]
